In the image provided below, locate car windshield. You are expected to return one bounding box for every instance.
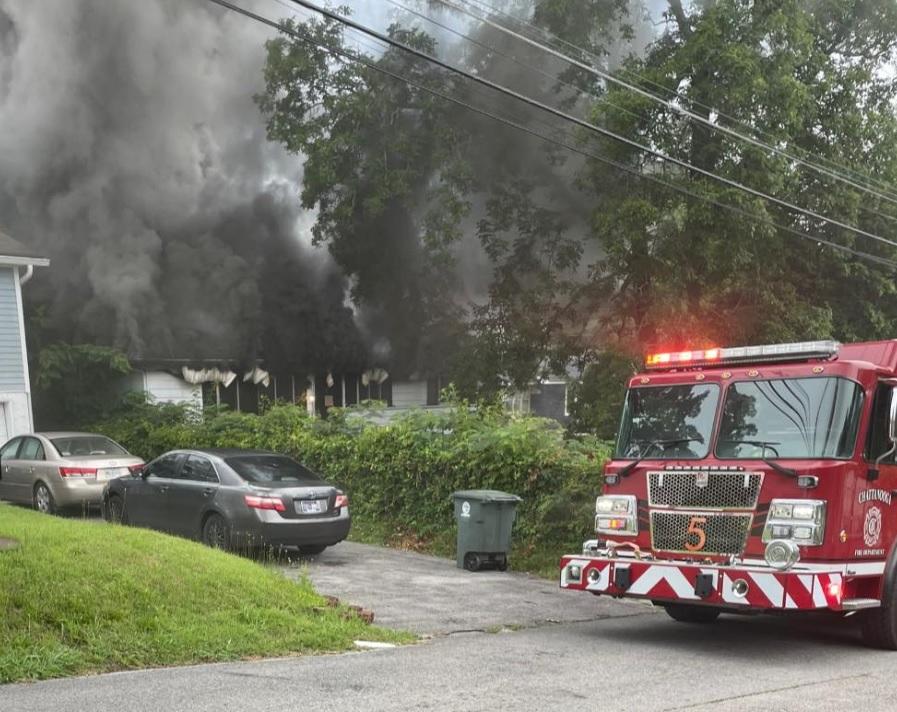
[716,377,864,459]
[615,384,719,459]
[51,436,128,457]
[226,455,325,487]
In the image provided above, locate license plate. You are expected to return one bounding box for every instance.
[298,499,327,514]
[97,467,128,481]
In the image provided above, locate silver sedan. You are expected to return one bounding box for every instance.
[0,432,144,514]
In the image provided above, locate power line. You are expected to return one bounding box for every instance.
[454,0,897,203]
[283,0,897,251]
[202,0,897,270]
[396,0,897,227]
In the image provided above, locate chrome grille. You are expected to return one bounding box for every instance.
[650,511,752,555]
[648,470,762,509]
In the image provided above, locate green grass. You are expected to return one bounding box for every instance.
[0,505,411,684]
[348,515,564,580]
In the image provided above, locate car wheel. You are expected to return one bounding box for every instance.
[298,544,327,556]
[662,603,721,624]
[202,513,231,551]
[33,482,55,515]
[106,495,127,525]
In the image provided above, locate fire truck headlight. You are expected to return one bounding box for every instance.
[596,495,634,514]
[567,564,582,582]
[763,499,826,546]
[594,496,637,536]
[765,540,801,570]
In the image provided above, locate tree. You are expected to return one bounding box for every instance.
[584,0,897,351]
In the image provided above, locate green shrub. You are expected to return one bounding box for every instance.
[93,402,610,575]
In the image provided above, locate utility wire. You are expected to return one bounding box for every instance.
[282,0,897,251]
[391,0,897,227]
[455,0,897,203]
[202,0,897,270]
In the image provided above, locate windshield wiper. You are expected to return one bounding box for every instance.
[618,437,702,478]
[719,439,781,457]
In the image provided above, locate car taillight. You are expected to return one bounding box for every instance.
[59,467,97,478]
[334,494,349,509]
[128,464,145,474]
[244,494,286,512]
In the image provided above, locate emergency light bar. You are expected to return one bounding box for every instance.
[644,340,840,370]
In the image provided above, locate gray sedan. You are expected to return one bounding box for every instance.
[102,448,351,554]
[0,432,145,514]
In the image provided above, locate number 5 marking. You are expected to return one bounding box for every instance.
[685,516,707,552]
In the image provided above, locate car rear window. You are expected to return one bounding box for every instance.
[225,456,324,487]
[51,436,128,457]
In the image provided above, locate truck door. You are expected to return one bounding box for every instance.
[860,383,897,557]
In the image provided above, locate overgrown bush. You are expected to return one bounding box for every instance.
[94,402,610,574]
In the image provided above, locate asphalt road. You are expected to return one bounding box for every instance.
[3,541,893,711]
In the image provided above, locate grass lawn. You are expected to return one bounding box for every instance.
[0,505,411,684]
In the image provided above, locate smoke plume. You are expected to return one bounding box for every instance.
[0,0,361,369]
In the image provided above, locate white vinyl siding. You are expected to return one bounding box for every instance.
[0,267,27,391]
[391,380,428,408]
[123,371,202,410]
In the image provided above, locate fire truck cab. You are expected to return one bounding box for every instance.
[560,339,897,648]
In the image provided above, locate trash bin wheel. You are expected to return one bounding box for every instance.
[463,552,482,572]
[497,555,508,572]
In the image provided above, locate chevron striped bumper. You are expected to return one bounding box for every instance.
[559,553,883,611]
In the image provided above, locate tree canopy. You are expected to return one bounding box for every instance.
[257,0,897,404]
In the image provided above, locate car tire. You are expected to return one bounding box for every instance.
[106,495,127,525]
[202,513,232,551]
[33,482,56,515]
[662,603,721,624]
[298,544,327,556]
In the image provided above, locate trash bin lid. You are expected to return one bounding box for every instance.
[451,489,522,503]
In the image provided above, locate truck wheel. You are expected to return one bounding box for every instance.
[663,603,721,624]
[463,553,482,571]
[860,597,897,649]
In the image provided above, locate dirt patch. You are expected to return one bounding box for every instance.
[0,536,20,551]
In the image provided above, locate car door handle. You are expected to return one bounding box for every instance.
[158,486,169,493]
[202,488,214,497]
[28,467,34,474]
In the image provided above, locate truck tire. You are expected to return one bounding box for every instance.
[663,603,721,624]
[862,543,897,649]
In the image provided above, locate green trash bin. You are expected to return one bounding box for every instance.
[451,490,522,571]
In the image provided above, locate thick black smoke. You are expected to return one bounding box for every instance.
[0,0,363,371]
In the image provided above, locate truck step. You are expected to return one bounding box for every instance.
[841,598,880,611]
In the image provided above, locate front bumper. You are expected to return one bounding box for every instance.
[560,545,871,612]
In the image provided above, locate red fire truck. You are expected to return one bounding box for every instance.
[560,339,897,648]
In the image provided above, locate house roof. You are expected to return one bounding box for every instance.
[0,228,49,266]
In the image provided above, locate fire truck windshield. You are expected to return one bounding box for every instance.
[615,384,718,459]
[716,376,864,459]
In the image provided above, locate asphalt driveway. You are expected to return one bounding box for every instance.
[282,541,648,634]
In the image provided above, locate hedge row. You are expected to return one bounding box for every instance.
[94,401,610,562]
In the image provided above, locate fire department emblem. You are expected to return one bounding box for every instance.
[864,506,883,547]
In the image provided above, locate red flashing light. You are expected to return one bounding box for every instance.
[827,581,843,603]
[645,348,720,368]
[244,494,286,512]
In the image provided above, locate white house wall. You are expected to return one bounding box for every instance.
[390,380,428,408]
[125,371,203,409]
[0,266,33,437]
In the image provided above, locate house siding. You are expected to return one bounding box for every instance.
[0,267,26,392]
